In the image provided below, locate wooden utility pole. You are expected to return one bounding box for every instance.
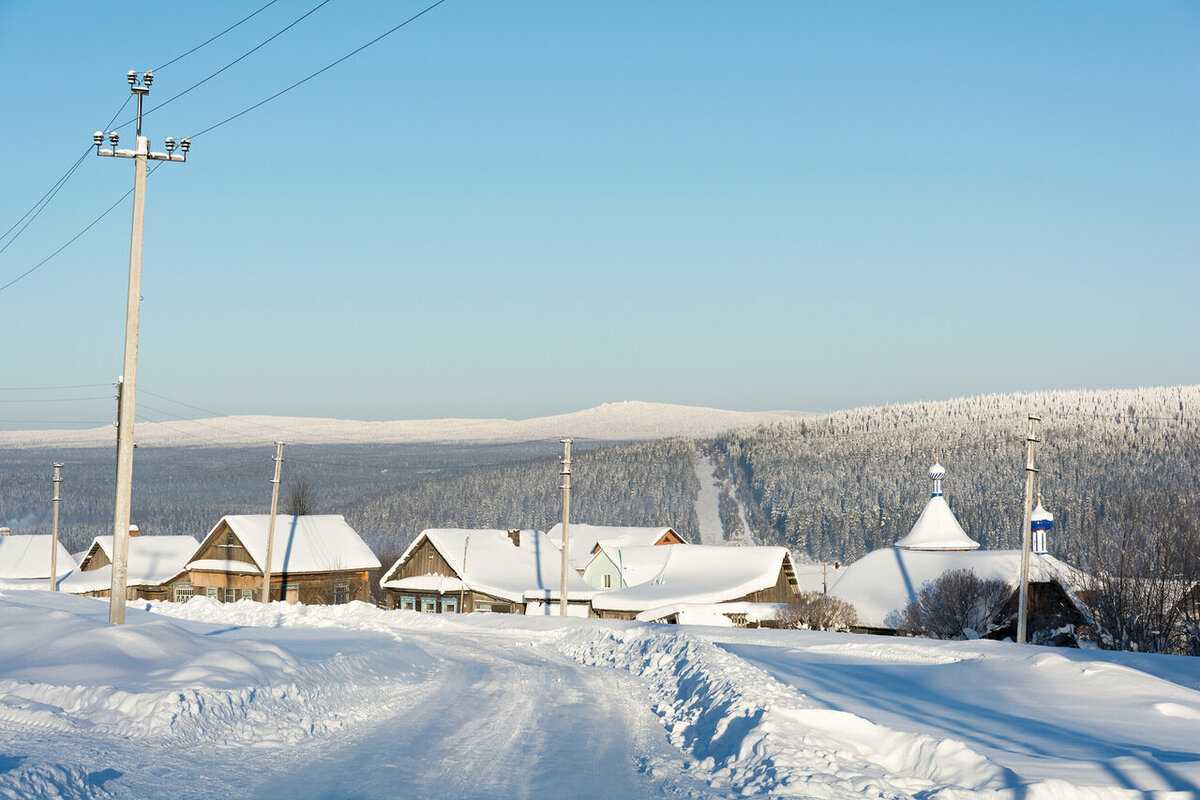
[96,70,190,624]
[1016,414,1041,644]
[49,463,63,591]
[559,438,573,617]
[261,442,285,603]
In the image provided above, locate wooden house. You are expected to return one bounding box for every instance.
[165,515,380,604]
[380,528,594,615]
[589,544,799,621]
[61,529,198,600]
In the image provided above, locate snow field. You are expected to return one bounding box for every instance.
[557,625,1014,798]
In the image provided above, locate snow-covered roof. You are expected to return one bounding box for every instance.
[635,601,786,626]
[588,544,674,589]
[894,495,980,551]
[894,462,980,551]
[196,515,380,575]
[546,523,682,568]
[382,574,465,593]
[381,529,593,604]
[591,545,796,612]
[0,535,75,580]
[828,548,1085,628]
[62,535,198,593]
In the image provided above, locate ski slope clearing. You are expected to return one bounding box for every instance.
[0,400,806,448]
[1,592,1197,798]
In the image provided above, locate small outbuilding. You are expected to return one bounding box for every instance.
[166,514,380,604]
[61,530,198,600]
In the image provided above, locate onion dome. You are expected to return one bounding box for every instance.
[894,462,981,551]
[929,462,946,497]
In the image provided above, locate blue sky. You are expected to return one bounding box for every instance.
[1,1,1196,424]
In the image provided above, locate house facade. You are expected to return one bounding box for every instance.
[164,515,380,605]
[380,528,593,615]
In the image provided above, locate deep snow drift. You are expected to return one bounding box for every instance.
[0,591,1197,799]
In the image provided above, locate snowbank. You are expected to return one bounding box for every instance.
[557,625,1016,798]
[0,592,428,745]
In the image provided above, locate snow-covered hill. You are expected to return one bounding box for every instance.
[0,401,807,449]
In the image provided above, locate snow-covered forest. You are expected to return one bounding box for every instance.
[712,385,1200,565]
[3,387,1196,577]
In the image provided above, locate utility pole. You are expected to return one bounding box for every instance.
[261,442,285,603]
[559,438,573,617]
[95,70,190,624]
[1016,414,1041,644]
[49,463,63,591]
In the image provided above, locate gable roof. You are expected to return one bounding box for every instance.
[381,528,593,603]
[188,515,380,575]
[893,495,980,551]
[545,523,683,568]
[61,535,198,593]
[0,535,75,580]
[591,544,796,612]
[828,547,1085,628]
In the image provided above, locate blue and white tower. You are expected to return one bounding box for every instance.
[1031,496,1054,555]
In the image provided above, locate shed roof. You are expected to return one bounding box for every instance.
[591,544,796,612]
[0,535,75,580]
[828,547,1085,628]
[62,534,198,593]
[191,515,380,576]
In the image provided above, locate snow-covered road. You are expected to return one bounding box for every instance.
[258,630,676,800]
[2,592,1198,799]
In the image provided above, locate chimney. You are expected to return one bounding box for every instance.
[128,524,141,537]
[507,529,521,547]
[0,527,10,536]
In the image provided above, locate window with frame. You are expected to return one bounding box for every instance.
[241,589,254,601]
[333,583,349,605]
[442,597,459,614]
[421,596,437,613]
[174,583,194,603]
[224,588,236,603]
[399,595,416,610]
[206,587,219,600]
[603,573,612,589]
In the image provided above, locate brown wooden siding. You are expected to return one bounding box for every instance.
[79,545,110,571]
[193,521,258,566]
[391,537,459,581]
[164,568,373,605]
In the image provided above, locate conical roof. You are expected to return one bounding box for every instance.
[894,463,980,551]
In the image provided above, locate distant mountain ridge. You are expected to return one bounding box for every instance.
[0,401,808,449]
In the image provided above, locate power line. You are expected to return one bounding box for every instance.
[0,0,449,296]
[0,161,166,295]
[0,396,111,404]
[191,0,449,140]
[0,95,131,255]
[154,0,284,72]
[0,383,111,391]
[122,0,336,130]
